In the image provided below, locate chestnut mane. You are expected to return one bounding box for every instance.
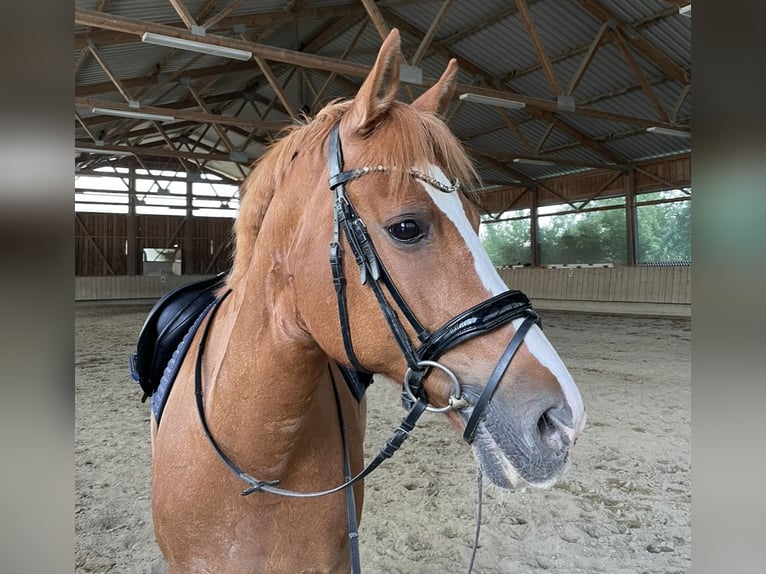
[229,99,478,286]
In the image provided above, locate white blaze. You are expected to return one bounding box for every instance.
[419,165,586,437]
[418,166,507,296]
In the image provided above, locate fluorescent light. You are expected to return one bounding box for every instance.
[141,32,252,61]
[459,93,526,109]
[679,4,691,16]
[91,106,176,122]
[513,158,555,166]
[646,126,691,138]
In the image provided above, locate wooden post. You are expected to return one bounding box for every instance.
[531,186,540,267]
[127,165,138,276]
[625,169,638,266]
[183,175,194,274]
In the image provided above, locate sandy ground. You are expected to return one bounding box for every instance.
[75,305,690,574]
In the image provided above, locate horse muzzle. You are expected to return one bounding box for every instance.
[465,395,579,489]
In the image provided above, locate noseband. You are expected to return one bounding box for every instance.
[326,121,540,442]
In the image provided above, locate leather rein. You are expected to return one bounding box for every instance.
[193,120,542,573]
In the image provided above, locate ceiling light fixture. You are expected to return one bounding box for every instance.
[91,107,176,122]
[459,93,526,109]
[513,158,555,166]
[141,32,252,61]
[646,126,691,138]
[679,5,691,16]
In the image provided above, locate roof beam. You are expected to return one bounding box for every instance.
[468,145,630,171]
[411,0,454,65]
[167,0,199,30]
[612,29,669,122]
[533,109,627,164]
[75,139,250,163]
[576,0,689,84]
[437,1,537,48]
[360,0,392,40]
[85,37,135,104]
[565,21,610,96]
[76,7,683,131]
[76,96,289,130]
[515,0,560,96]
[76,8,372,77]
[202,0,249,30]
[253,57,299,120]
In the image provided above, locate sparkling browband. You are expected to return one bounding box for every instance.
[341,165,461,194]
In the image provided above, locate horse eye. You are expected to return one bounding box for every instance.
[388,220,423,243]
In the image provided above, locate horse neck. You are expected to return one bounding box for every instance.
[204,259,338,480]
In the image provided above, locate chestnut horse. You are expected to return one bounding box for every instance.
[151,29,585,573]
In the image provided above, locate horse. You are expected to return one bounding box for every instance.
[150,29,586,573]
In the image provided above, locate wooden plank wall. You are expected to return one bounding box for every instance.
[75,274,217,300]
[75,213,129,276]
[75,213,234,276]
[497,266,691,305]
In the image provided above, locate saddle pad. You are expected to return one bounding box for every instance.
[151,299,217,424]
[130,272,228,398]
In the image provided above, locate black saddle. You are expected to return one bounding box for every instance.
[130,271,229,400]
[129,269,373,420]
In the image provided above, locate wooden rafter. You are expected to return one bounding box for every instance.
[202,0,249,30]
[360,0,392,41]
[438,1,537,48]
[469,145,629,171]
[75,139,248,164]
[151,120,192,172]
[76,7,681,131]
[576,0,689,85]
[168,0,199,30]
[85,38,134,104]
[612,30,669,122]
[565,21,610,96]
[495,108,535,155]
[186,86,248,179]
[253,57,299,120]
[535,124,555,154]
[535,109,627,165]
[77,97,288,130]
[515,0,560,96]
[380,7,634,167]
[312,20,369,110]
[411,0,454,65]
[671,84,691,124]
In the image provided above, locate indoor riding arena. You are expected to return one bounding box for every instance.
[75,1,691,573]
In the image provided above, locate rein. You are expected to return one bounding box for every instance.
[193,120,542,573]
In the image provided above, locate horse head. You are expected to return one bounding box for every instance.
[234,29,585,491]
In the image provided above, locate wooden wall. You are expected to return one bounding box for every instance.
[76,266,691,317]
[498,266,691,316]
[75,213,233,276]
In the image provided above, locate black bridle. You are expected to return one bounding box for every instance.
[193,120,543,573]
[326,121,541,441]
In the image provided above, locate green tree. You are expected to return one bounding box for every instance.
[540,208,627,264]
[637,200,691,262]
[480,218,531,266]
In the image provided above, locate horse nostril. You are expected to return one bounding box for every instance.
[536,406,573,453]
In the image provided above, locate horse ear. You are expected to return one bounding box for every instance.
[347,29,401,134]
[412,59,459,118]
